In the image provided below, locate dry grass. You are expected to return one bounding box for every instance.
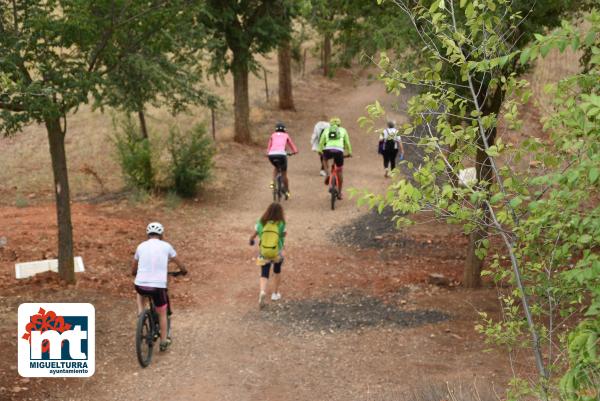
[528,46,583,115]
[365,382,501,401]
[0,50,319,205]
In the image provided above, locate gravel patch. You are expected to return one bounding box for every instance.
[332,208,448,251]
[260,293,449,332]
[332,207,399,249]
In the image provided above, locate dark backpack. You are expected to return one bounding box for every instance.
[328,127,339,140]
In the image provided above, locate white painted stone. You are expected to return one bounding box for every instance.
[15,257,85,279]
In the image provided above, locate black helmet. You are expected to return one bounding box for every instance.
[275,122,286,132]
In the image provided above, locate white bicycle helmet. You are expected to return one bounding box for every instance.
[146,222,164,236]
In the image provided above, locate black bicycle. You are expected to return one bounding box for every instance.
[272,153,293,202]
[135,270,185,368]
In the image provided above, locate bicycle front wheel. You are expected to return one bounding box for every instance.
[136,310,154,368]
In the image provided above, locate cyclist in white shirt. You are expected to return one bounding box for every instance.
[311,119,330,176]
[131,222,187,351]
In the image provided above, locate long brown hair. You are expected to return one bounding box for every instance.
[260,203,285,225]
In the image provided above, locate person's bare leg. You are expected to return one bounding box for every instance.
[272,273,281,294]
[136,293,145,315]
[158,308,168,342]
[260,277,268,294]
[322,158,330,182]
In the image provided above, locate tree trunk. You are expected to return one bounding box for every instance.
[323,33,332,77]
[138,109,149,139]
[278,39,295,110]
[464,206,490,288]
[231,51,251,143]
[463,85,503,288]
[45,117,75,284]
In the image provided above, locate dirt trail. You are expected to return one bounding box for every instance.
[0,70,513,401]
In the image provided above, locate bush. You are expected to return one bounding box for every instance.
[168,124,214,197]
[113,116,155,191]
[164,191,182,210]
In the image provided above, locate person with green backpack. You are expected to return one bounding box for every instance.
[249,203,287,309]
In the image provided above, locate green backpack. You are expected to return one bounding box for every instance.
[260,221,281,260]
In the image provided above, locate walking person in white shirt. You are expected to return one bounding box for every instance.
[379,121,405,177]
[131,222,187,351]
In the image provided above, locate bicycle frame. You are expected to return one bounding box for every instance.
[325,154,349,210]
[329,163,342,210]
[330,164,342,192]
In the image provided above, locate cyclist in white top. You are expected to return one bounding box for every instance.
[131,222,187,351]
[311,119,330,176]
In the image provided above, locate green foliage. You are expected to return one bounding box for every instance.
[97,1,213,113]
[113,116,155,191]
[560,320,600,401]
[0,0,200,135]
[301,1,413,72]
[362,1,600,400]
[200,1,292,76]
[168,124,215,198]
[291,22,309,64]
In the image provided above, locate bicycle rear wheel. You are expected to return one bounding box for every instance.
[136,310,154,368]
[330,176,337,210]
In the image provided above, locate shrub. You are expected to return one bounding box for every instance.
[164,191,182,210]
[113,115,155,191]
[168,124,214,197]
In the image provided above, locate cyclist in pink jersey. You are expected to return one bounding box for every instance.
[267,122,298,198]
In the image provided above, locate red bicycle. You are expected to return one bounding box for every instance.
[328,155,350,210]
